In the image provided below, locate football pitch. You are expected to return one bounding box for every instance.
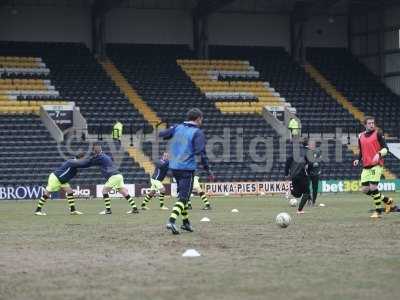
[1,193,400,300]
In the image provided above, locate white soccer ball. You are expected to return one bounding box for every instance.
[275,212,291,228]
[289,198,298,207]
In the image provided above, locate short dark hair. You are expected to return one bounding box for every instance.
[186,108,203,121]
[364,116,374,124]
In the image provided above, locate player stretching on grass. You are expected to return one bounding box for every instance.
[141,152,169,210]
[34,152,91,216]
[353,116,396,218]
[91,144,139,215]
[160,108,214,234]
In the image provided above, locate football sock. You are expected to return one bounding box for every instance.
[159,192,166,207]
[199,191,210,207]
[298,193,310,211]
[125,195,137,209]
[66,193,76,212]
[36,194,49,211]
[103,193,111,211]
[370,190,383,213]
[169,201,185,223]
[142,194,152,207]
[182,205,190,224]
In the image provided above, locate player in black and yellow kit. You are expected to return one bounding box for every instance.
[141,152,169,210]
[353,116,396,218]
[186,173,211,210]
[35,152,91,216]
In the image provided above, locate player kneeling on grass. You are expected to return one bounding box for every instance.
[141,152,169,210]
[34,152,91,216]
[186,174,211,210]
[285,138,311,215]
[91,144,139,215]
[353,116,396,218]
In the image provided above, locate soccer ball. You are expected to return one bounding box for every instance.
[289,198,298,207]
[275,212,291,228]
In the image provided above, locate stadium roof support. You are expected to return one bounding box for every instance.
[91,0,124,58]
[290,0,345,64]
[192,0,235,58]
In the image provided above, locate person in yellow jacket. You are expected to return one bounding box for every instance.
[112,120,123,142]
[288,117,300,139]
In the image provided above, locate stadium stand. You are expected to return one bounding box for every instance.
[0,42,150,187]
[307,47,400,137]
[0,114,149,186]
[209,46,362,134]
[0,41,150,134]
[107,44,361,181]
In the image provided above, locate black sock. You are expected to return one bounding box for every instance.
[36,194,49,211]
[298,193,310,211]
[66,193,76,212]
[103,193,111,211]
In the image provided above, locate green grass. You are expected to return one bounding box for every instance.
[1,193,400,300]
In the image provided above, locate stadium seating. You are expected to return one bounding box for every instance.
[0,114,149,186]
[0,41,151,134]
[307,47,400,137]
[0,42,151,187]
[209,46,362,134]
[107,44,361,181]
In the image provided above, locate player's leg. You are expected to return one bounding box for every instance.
[311,175,319,205]
[35,173,59,215]
[35,189,51,215]
[180,172,195,232]
[141,180,156,210]
[194,176,211,210]
[158,184,168,210]
[114,175,138,214]
[99,175,124,214]
[63,185,83,215]
[296,176,311,213]
[99,185,112,214]
[369,182,383,218]
[372,166,396,213]
[167,170,194,234]
[360,168,379,217]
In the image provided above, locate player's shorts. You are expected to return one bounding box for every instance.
[291,175,310,198]
[105,174,124,190]
[46,173,70,192]
[361,165,383,184]
[193,176,202,192]
[172,169,195,203]
[150,178,164,192]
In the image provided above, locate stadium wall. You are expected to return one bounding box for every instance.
[207,13,290,49]
[304,15,348,48]
[0,6,91,45]
[351,5,400,95]
[0,6,348,51]
[106,8,193,45]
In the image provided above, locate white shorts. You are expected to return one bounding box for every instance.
[193,176,202,192]
[150,178,164,192]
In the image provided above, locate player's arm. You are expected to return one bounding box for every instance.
[193,130,212,178]
[377,130,388,157]
[353,136,362,166]
[89,156,102,166]
[67,158,92,168]
[159,125,176,140]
